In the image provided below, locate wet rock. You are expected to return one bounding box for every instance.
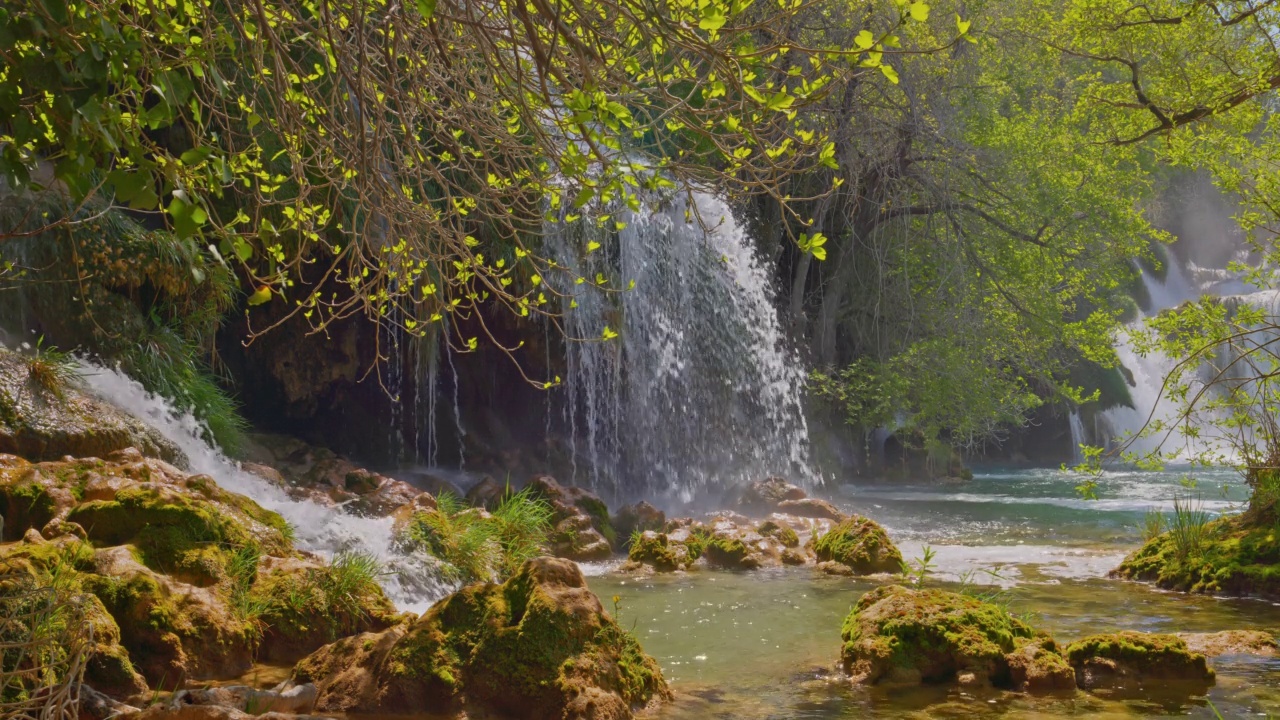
[407,470,466,499]
[551,514,614,562]
[614,502,666,543]
[0,350,184,465]
[80,683,142,719]
[0,453,396,685]
[1112,512,1280,601]
[1005,638,1077,693]
[841,585,1059,691]
[628,531,684,572]
[1064,631,1215,693]
[780,548,808,566]
[1177,630,1277,657]
[776,498,845,522]
[757,520,800,548]
[811,515,902,575]
[295,557,670,719]
[525,474,615,544]
[167,684,318,714]
[729,477,807,516]
[465,475,505,509]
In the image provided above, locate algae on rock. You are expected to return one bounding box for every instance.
[812,515,903,574]
[296,557,670,719]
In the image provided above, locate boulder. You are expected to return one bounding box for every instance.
[1177,630,1277,657]
[841,585,1070,693]
[1064,631,1215,693]
[165,684,318,714]
[776,498,845,522]
[730,477,807,515]
[614,502,666,544]
[811,515,902,575]
[526,474,615,543]
[550,514,614,562]
[627,531,685,572]
[465,476,506,509]
[1112,512,1280,601]
[0,350,183,465]
[295,557,670,719]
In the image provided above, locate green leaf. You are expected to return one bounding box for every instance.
[909,2,929,21]
[247,286,273,306]
[417,0,436,18]
[880,64,900,84]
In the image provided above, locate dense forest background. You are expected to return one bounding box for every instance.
[2,0,1279,486]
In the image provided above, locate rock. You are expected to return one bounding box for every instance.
[79,684,142,719]
[757,520,799,548]
[1004,638,1077,694]
[0,453,396,686]
[781,548,808,566]
[465,475,505,509]
[525,474,615,544]
[627,531,684,572]
[122,705,329,720]
[1177,630,1277,657]
[1112,512,1280,600]
[614,502,665,544]
[776,498,845,522]
[295,557,671,719]
[841,585,1066,692]
[811,515,902,575]
[730,477,807,516]
[1064,631,1215,693]
[167,684,318,714]
[0,350,184,465]
[406,470,466,499]
[551,514,614,562]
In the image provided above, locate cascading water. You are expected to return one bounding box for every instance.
[546,191,814,503]
[82,362,454,614]
[1067,410,1085,464]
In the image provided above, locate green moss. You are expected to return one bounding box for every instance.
[842,585,1038,685]
[702,536,752,568]
[573,496,616,545]
[627,531,679,571]
[1114,512,1280,599]
[1,478,57,540]
[757,521,799,548]
[1064,631,1214,681]
[813,515,903,574]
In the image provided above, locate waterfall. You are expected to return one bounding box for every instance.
[1100,248,1277,462]
[546,191,814,502]
[1067,410,1085,464]
[82,363,454,614]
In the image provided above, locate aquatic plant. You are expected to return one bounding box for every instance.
[1170,493,1211,560]
[488,487,554,577]
[1140,507,1167,542]
[899,544,936,586]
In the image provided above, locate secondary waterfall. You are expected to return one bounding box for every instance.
[1101,248,1277,462]
[546,191,814,503]
[82,362,454,613]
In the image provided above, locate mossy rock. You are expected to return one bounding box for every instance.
[1064,631,1214,693]
[1113,512,1280,600]
[702,535,758,569]
[251,561,400,663]
[813,515,902,574]
[627,531,681,572]
[757,520,799,548]
[297,557,670,719]
[841,585,1041,687]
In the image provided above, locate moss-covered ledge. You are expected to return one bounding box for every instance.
[1112,512,1280,600]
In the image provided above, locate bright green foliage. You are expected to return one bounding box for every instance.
[405,489,552,583]
[0,0,955,369]
[1115,512,1280,601]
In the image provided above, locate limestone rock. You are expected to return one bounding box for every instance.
[0,350,183,465]
[729,477,807,516]
[295,557,670,720]
[1177,630,1277,657]
[1064,631,1215,693]
[811,515,902,575]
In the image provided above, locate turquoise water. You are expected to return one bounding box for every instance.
[586,466,1280,719]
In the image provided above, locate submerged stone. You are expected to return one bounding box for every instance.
[295,557,670,719]
[1064,631,1215,693]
